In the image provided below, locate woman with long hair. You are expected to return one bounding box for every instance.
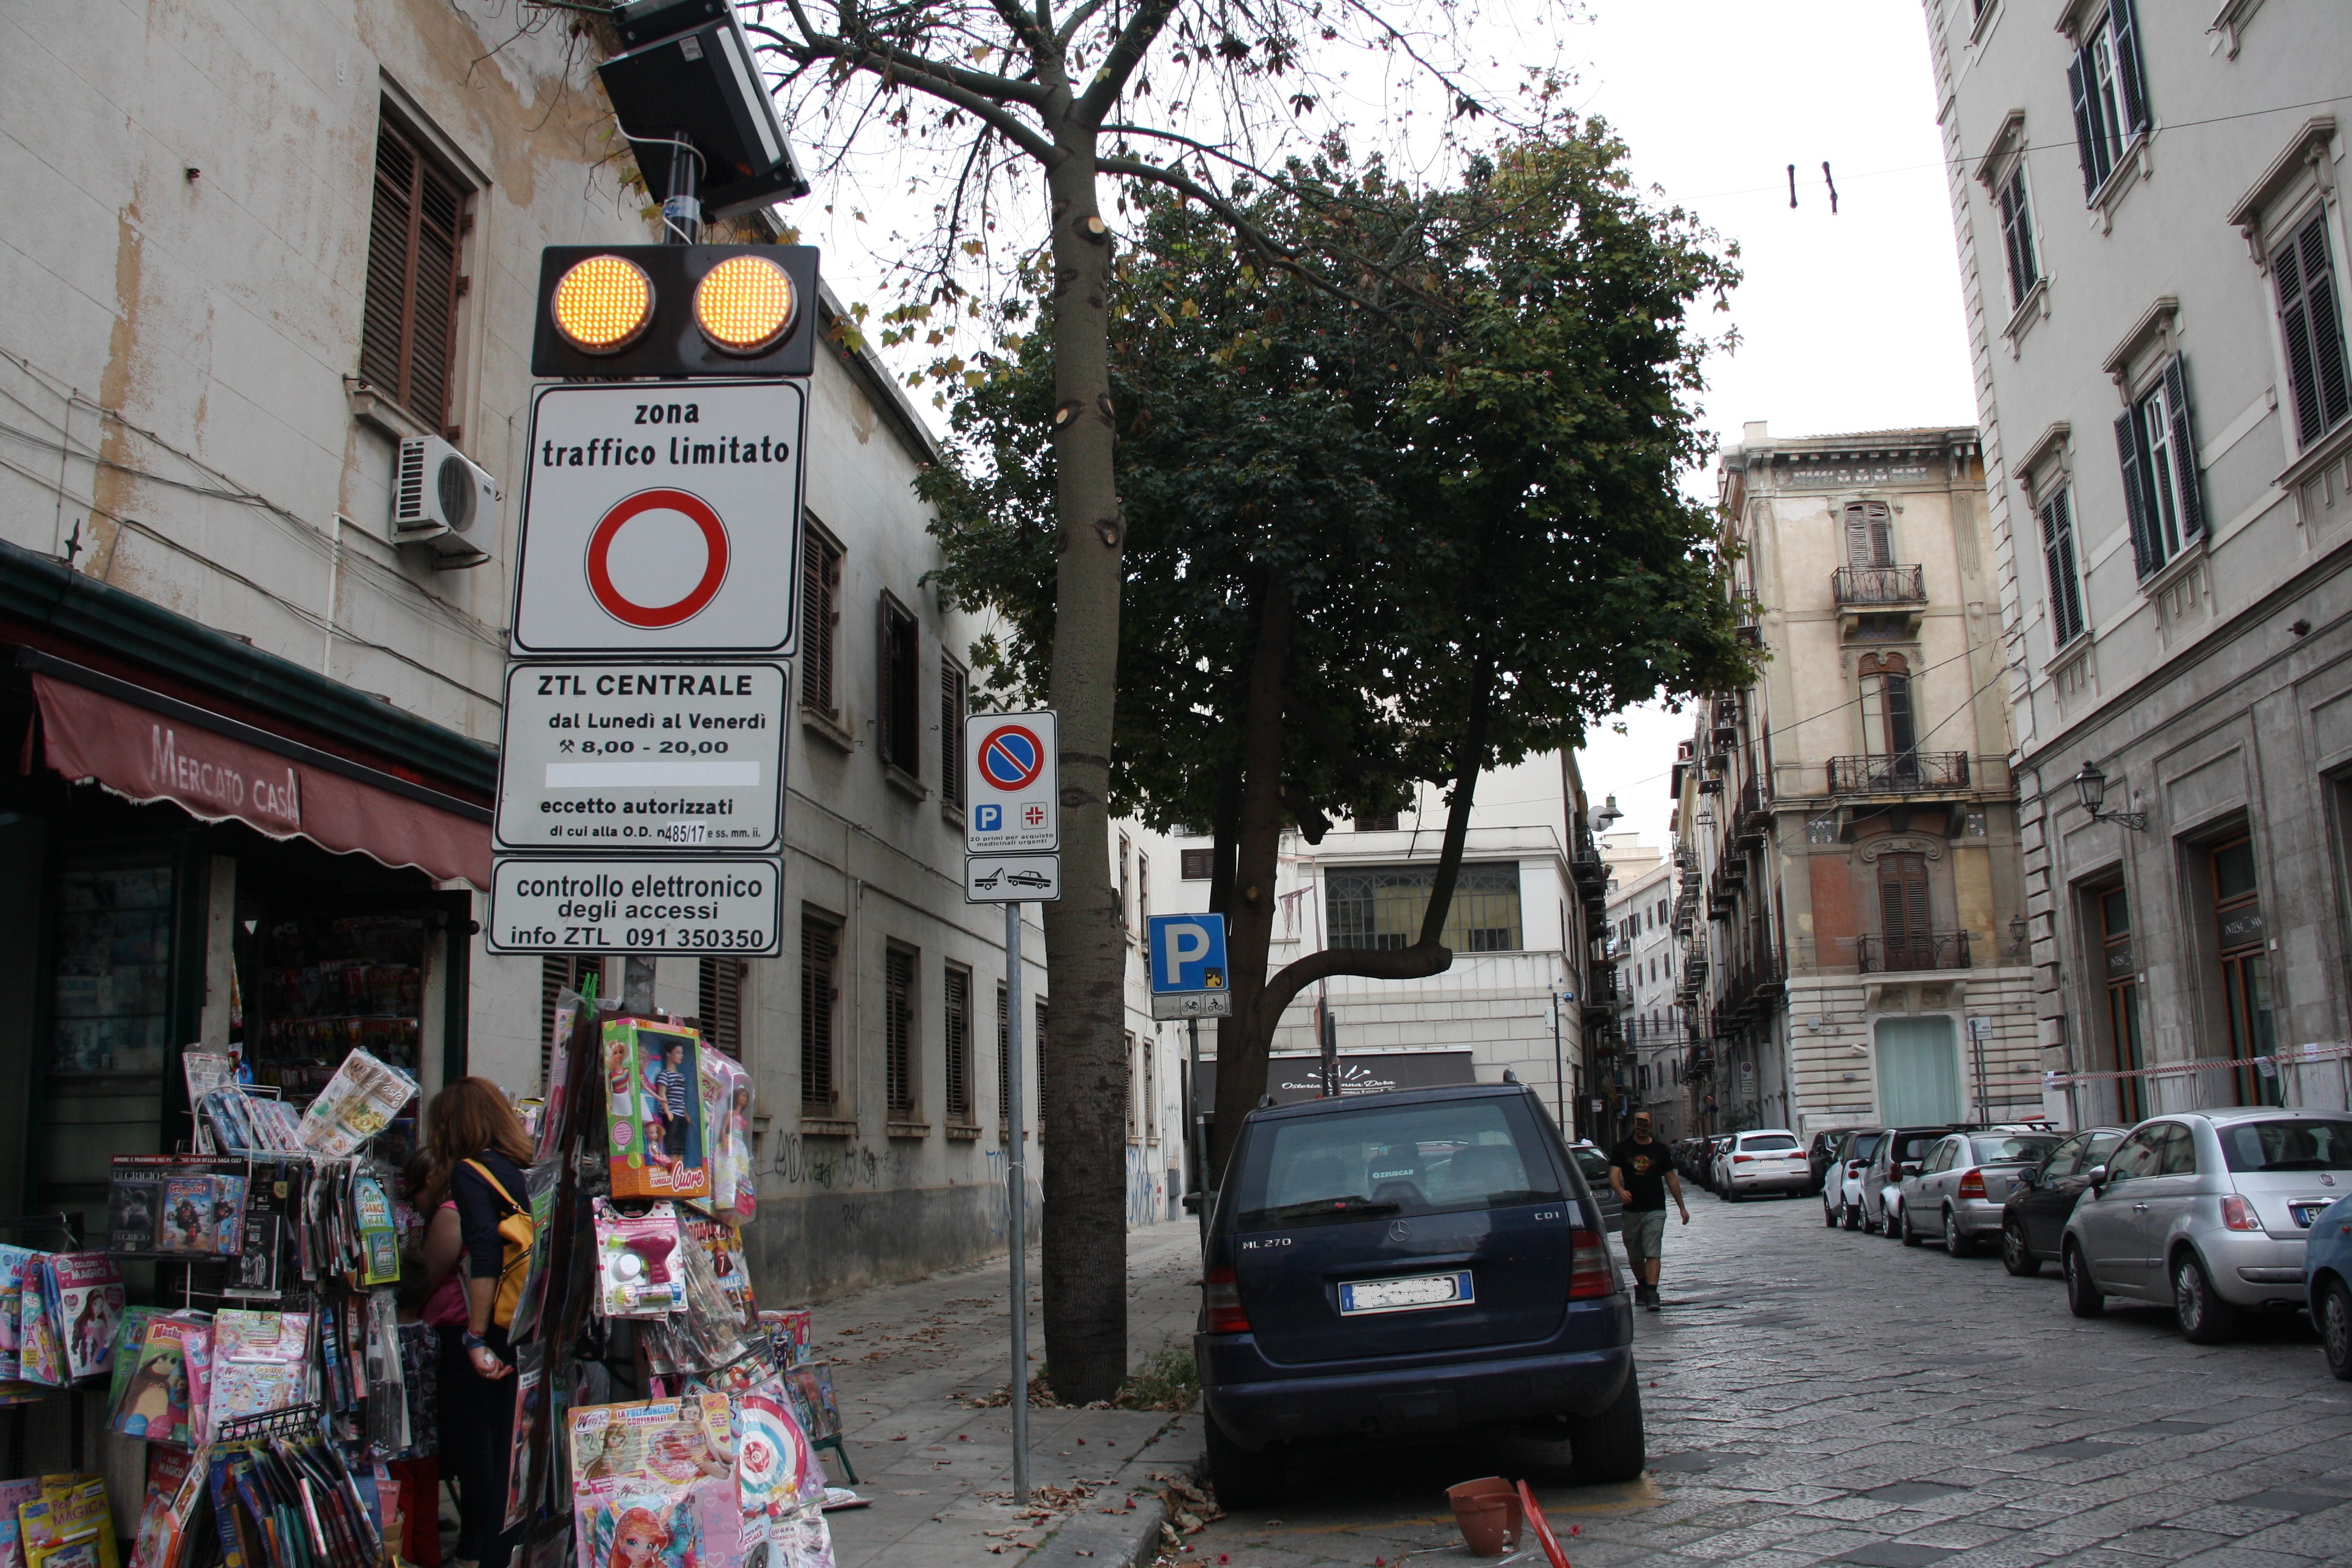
[420,1076,534,1568]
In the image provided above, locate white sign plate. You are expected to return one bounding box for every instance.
[1151,991,1233,1020]
[494,662,785,852]
[487,857,782,955]
[964,854,1062,903]
[511,380,808,656]
[965,710,1058,852]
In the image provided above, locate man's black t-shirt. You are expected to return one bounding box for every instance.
[1609,1138,1671,1212]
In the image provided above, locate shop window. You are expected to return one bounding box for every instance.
[944,962,973,1124]
[698,957,743,1060]
[2210,835,2276,1106]
[254,913,425,1091]
[361,114,469,435]
[51,853,176,1076]
[1180,848,1213,880]
[2065,0,2149,200]
[540,955,598,1089]
[2274,209,2351,451]
[1327,863,1523,952]
[877,595,921,776]
[800,909,840,1111]
[2117,357,2205,580]
[884,946,917,1120]
[2096,884,2146,1122]
[801,529,842,718]
[939,661,967,811]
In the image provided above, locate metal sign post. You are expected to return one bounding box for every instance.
[1003,898,1030,1503]
[1187,1015,1207,1240]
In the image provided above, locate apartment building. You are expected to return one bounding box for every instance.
[0,0,1186,1313]
[1923,0,2352,1118]
[1601,832,1687,1139]
[1671,424,2042,1138]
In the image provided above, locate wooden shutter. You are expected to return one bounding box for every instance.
[878,598,919,771]
[800,915,837,1108]
[944,965,972,1121]
[939,664,965,808]
[2040,491,2085,645]
[1999,169,2036,308]
[698,958,743,1059]
[2277,215,2351,448]
[2114,409,2155,578]
[996,982,1010,1125]
[801,535,837,715]
[884,947,915,1118]
[360,121,464,432]
[2161,358,2205,542]
[2108,0,2149,136]
[2066,52,2101,200]
[1879,853,1931,964]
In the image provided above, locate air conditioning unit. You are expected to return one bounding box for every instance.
[393,436,495,568]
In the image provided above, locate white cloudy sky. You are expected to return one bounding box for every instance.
[777,0,1981,853]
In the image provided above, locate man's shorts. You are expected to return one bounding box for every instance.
[1621,1208,1668,1267]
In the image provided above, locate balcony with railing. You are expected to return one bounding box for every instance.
[1827,750,1970,797]
[1834,564,1928,638]
[1855,932,1971,973]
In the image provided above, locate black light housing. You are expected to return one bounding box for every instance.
[598,0,811,220]
[532,245,821,378]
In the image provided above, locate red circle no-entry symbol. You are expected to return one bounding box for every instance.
[584,488,730,628]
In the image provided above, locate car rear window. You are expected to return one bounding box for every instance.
[1233,1098,1564,1231]
[1971,1134,2061,1165]
[1851,1132,1885,1160]
[2216,1119,2352,1173]
[1571,1148,1612,1183]
[1892,1133,1939,1161]
[1739,1134,1800,1151]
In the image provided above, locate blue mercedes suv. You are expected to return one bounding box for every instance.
[1195,1082,1641,1505]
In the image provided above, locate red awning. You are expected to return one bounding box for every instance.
[30,672,491,889]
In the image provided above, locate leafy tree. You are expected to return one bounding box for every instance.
[924,123,1754,1172]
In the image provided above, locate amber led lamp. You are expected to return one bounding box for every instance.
[550,254,654,353]
[693,254,796,354]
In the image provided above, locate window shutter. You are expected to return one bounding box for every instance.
[1882,675,1916,755]
[698,957,742,1059]
[939,664,965,809]
[1999,169,2037,308]
[944,965,971,1121]
[361,132,417,399]
[875,599,895,763]
[1880,854,1930,947]
[883,948,914,1118]
[2114,410,2155,578]
[1843,504,1869,567]
[359,122,463,433]
[2108,0,2149,137]
[2066,54,2101,200]
[2278,215,2351,448]
[2040,491,2085,645]
[801,916,837,1108]
[1867,503,1892,566]
[800,535,837,716]
[2161,356,2205,542]
[996,982,1010,1123]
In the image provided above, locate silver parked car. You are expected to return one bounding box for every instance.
[1567,1140,1624,1233]
[2062,1108,2352,1342]
[1896,1130,2065,1255]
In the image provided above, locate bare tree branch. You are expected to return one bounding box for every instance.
[759,15,1063,162]
[1077,0,1178,125]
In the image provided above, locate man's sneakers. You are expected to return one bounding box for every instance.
[1634,1282,1661,1310]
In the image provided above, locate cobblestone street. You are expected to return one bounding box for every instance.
[1180,1188,2352,1568]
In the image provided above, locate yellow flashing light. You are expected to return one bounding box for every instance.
[550,254,654,354]
[693,254,795,355]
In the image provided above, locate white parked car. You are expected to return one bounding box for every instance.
[1714,1129,1812,1200]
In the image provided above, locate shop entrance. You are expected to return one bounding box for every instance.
[1875,1016,1962,1125]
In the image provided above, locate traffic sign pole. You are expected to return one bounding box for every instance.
[1189,1015,1207,1241]
[1003,897,1030,1503]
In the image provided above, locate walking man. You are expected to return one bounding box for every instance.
[1609,1110,1689,1311]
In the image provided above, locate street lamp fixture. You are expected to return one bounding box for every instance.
[2072,759,2146,831]
[1594,794,1623,832]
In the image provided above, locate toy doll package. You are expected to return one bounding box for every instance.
[603,1022,710,1201]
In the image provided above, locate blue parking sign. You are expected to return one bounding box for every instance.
[1147,913,1228,994]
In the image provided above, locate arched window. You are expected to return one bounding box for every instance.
[1857,652,1916,760]
[1843,501,1893,568]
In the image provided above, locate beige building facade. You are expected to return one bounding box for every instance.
[1670,425,2043,1139]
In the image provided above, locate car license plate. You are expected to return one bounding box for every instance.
[1336,1271,1475,1316]
[2289,1201,2326,1228]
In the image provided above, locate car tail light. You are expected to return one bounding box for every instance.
[1569,1229,1616,1299]
[1204,1265,1250,1333]
[1733,1154,1756,1164]
[1957,1169,1986,1199]
[1846,1160,1866,1177]
[2220,1194,2262,1232]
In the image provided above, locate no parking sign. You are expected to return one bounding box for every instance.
[965,711,1057,852]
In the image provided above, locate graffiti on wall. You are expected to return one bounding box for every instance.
[1125,1145,1165,1228]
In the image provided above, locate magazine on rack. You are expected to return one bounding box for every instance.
[571,1474,739,1568]
[125,1448,198,1568]
[536,988,584,1164]
[19,1478,120,1568]
[37,1255,123,1383]
[503,1342,549,1532]
[0,1478,39,1568]
[206,1309,310,1431]
[295,1048,419,1157]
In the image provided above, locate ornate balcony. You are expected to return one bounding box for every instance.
[1855,932,1971,974]
[1832,565,1926,605]
[1828,750,1970,797]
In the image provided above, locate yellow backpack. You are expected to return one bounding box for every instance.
[465,1159,535,1330]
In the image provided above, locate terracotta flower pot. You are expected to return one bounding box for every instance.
[1445,1477,1523,1557]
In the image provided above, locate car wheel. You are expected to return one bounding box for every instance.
[2002,1217,2040,1277]
[1842,1201,1861,1231]
[1901,1206,1926,1246]
[1566,1368,1646,1485]
[2321,1277,2352,1382]
[1203,1416,1284,1509]
[1943,1207,1976,1259]
[2172,1252,2239,1345]
[1823,1195,1840,1228]
[2064,1242,2105,1318]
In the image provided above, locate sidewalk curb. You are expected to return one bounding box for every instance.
[1022,1414,1200,1567]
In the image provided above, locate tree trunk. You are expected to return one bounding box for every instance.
[1036,122,1130,1406]
[1209,583,1292,1173]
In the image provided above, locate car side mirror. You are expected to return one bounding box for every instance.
[2014,1169,2037,1190]
[2083,1165,2108,1189]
